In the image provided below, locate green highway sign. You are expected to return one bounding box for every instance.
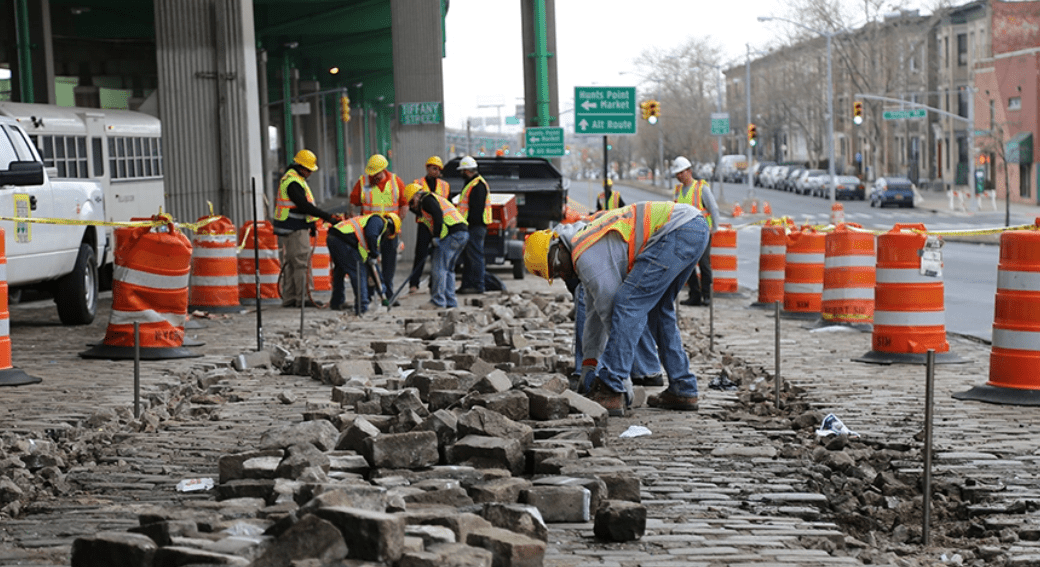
[525,127,565,157]
[398,102,443,125]
[711,112,730,136]
[574,86,637,135]
[882,108,927,120]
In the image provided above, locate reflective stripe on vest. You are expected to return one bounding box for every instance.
[458,175,492,225]
[275,169,317,222]
[420,193,467,239]
[360,174,401,215]
[570,202,675,272]
[597,191,622,210]
[418,177,451,199]
[674,180,713,229]
[333,214,380,262]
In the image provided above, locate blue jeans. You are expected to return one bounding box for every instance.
[431,230,469,307]
[460,225,487,291]
[596,217,710,397]
[328,237,368,313]
[574,284,661,384]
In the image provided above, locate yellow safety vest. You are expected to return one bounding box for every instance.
[332,213,389,262]
[358,173,402,216]
[274,169,317,222]
[674,179,713,229]
[597,191,622,211]
[419,193,468,239]
[458,175,492,225]
[417,177,450,199]
[571,202,675,272]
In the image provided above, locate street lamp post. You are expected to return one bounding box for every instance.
[692,62,726,202]
[758,16,844,204]
[745,44,754,200]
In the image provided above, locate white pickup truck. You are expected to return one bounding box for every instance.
[0,116,106,325]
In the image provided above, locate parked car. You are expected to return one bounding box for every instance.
[809,174,831,198]
[753,161,776,186]
[834,175,866,200]
[780,166,804,192]
[794,169,826,195]
[869,177,915,208]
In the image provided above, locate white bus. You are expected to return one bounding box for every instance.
[0,102,166,283]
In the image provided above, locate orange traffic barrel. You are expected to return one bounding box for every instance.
[0,228,41,386]
[781,226,825,319]
[188,215,243,313]
[711,224,739,296]
[238,220,281,305]
[751,219,788,308]
[830,202,845,225]
[855,224,964,365]
[955,222,1040,404]
[819,223,875,330]
[81,216,200,360]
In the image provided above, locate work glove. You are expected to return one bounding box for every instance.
[309,226,317,237]
[577,359,597,394]
[330,214,346,224]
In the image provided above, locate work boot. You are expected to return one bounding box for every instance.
[680,296,702,306]
[647,390,699,411]
[586,379,624,417]
[632,373,664,387]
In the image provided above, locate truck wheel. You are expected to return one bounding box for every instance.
[512,260,525,280]
[55,243,98,325]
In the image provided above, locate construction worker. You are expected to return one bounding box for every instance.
[672,156,720,306]
[409,156,451,295]
[403,183,469,309]
[350,154,407,304]
[455,156,491,295]
[272,149,339,308]
[523,201,710,417]
[596,179,626,211]
[327,213,400,313]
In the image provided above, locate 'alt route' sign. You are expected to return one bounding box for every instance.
[574,87,637,135]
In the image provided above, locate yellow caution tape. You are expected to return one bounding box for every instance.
[0,213,227,233]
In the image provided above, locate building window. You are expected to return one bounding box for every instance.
[958,88,969,119]
[1009,97,1022,111]
[957,33,968,66]
[1020,163,1031,198]
[990,100,995,130]
[944,37,949,68]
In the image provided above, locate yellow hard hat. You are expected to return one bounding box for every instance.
[523,229,557,284]
[294,149,318,171]
[426,156,444,168]
[605,179,613,187]
[365,154,389,176]
[402,182,425,203]
[385,212,401,237]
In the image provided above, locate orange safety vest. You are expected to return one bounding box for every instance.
[274,168,317,222]
[457,175,492,225]
[419,193,468,239]
[332,213,389,262]
[416,177,450,199]
[674,179,713,229]
[571,202,676,272]
[358,173,402,216]
[597,191,622,211]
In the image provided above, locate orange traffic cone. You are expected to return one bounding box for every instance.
[750,201,759,214]
[0,228,41,385]
[732,203,743,217]
[763,201,772,216]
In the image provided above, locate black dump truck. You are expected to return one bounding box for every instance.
[443,156,569,279]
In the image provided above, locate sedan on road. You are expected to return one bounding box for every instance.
[869,177,915,208]
[835,175,866,200]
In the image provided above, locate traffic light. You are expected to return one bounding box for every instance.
[340,95,351,123]
[853,101,863,125]
[747,123,758,147]
[647,100,660,124]
[640,100,651,121]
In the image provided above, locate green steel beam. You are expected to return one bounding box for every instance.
[15,0,34,102]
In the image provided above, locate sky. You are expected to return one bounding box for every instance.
[441,0,933,135]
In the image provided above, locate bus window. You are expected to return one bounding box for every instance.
[77,137,87,179]
[92,137,104,178]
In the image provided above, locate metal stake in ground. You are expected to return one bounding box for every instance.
[251,178,263,351]
[774,300,781,409]
[386,247,432,311]
[708,288,715,352]
[133,322,140,419]
[300,244,312,337]
[923,349,936,545]
[367,259,387,307]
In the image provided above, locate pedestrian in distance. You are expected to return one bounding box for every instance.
[327,212,400,313]
[350,154,407,304]
[596,178,626,212]
[408,156,451,295]
[672,156,720,307]
[403,183,469,309]
[455,156,491,295]
[271,149,339,308]
[524,201,710,417]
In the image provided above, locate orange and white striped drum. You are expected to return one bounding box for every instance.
[821,224,875,327]
[753,219,788,306]
[188,215,241,312]
[955,222,1040,403]
[710,224,738,295]
[238,220,281,305]
[0,227,40,385]
[81,217,199,360]
[310,221,331,292]
[782,226,826,318]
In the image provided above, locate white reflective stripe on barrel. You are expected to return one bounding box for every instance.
[194,234,236,244]
[761,245,786,255]
[311,268,330,277]
[110,309,185,328]
[193,247,238,258]
[992,327,1040,351]
[0,263,7,282]
[997,270,1040,292]
[239,274,280,284]
[876,267,939,284]
[759,270,784,279]
[823,288,875,301]
[874,310,946,326]
[314,246,328,254]
[784,282,824,294]
[191,275,239,287]
[825,255,876,268]
[239,249,279,259]
[787,252,825,264]
[0,319,9,337]
[115,265,190,290]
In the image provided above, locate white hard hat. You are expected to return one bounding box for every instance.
[670,156,692,175]
[458,156,478,170]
